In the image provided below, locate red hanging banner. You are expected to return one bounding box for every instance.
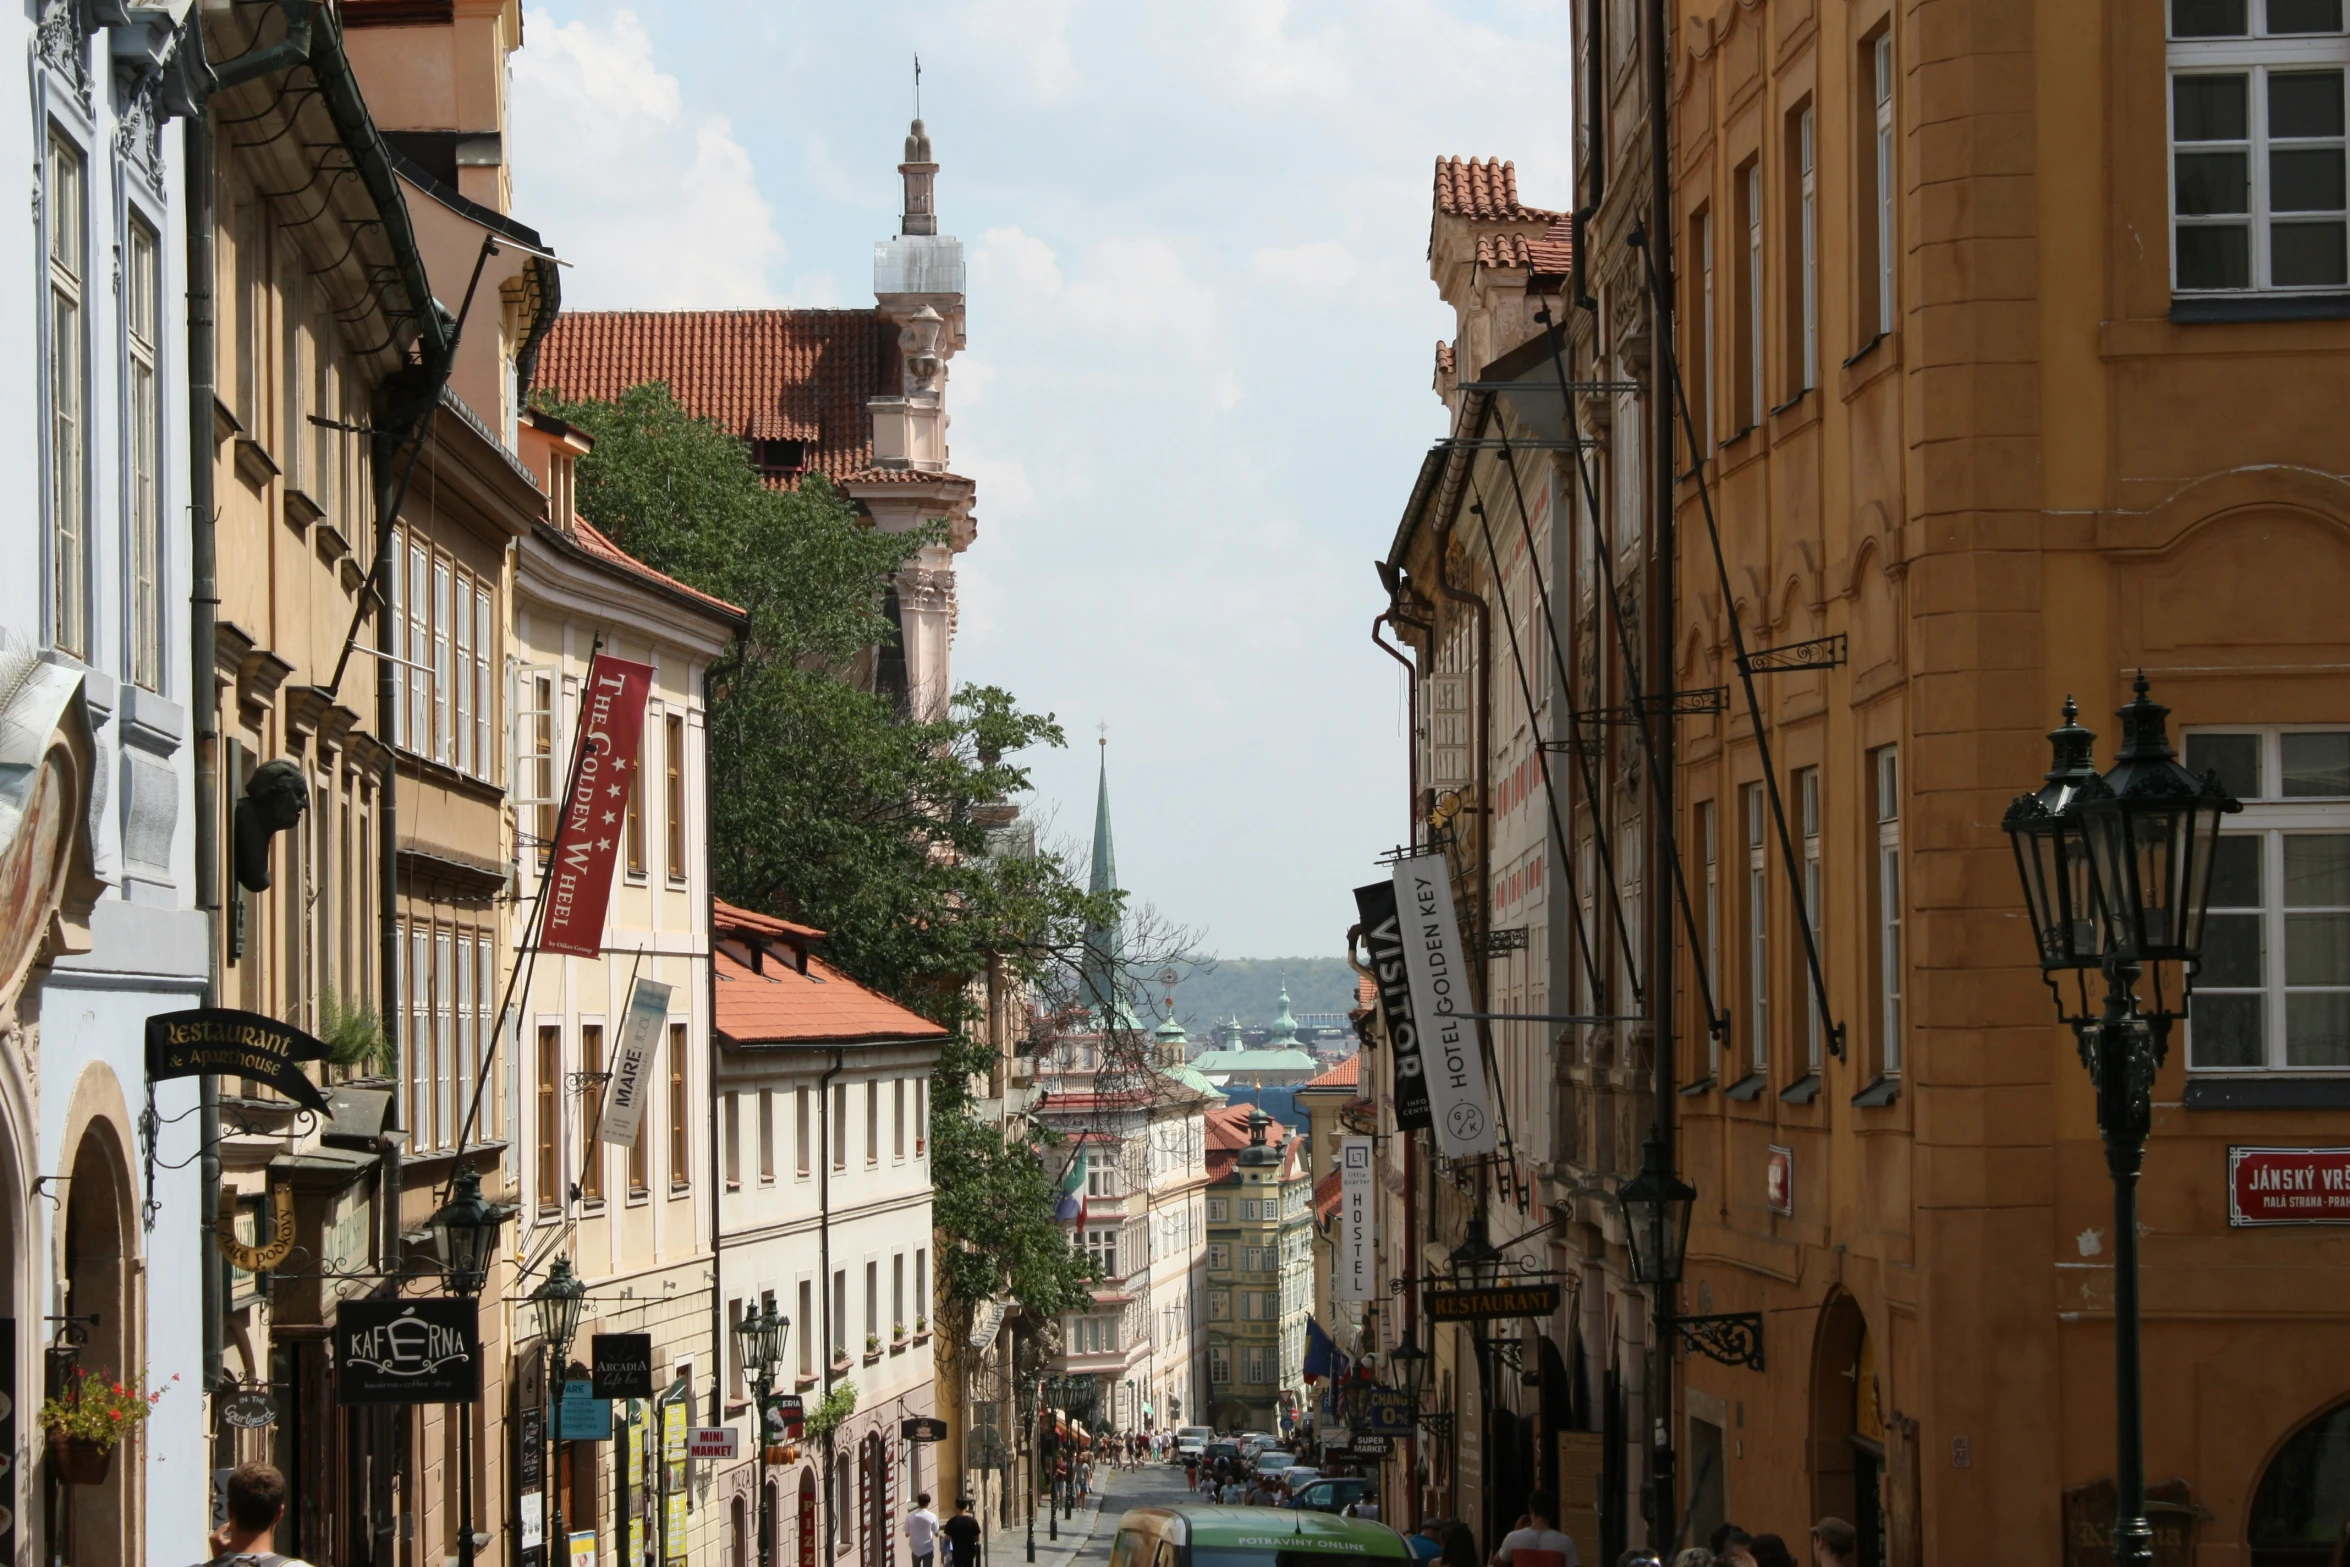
[537,655,656,958]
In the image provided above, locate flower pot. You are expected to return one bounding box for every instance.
[47,1434,113,1485]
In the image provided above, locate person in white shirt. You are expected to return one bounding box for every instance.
[1491,1493,1580,1567]
[906,1493,942,1567]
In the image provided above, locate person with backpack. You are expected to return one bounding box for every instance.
[202,1462,313,1567]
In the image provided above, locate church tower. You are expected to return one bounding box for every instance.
[1079,742,1129,1027]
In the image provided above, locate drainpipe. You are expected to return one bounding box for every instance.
[708,718,723,1428]
[819,1048,845,1555]
[209,0,314,92]
[186,58,223,1441]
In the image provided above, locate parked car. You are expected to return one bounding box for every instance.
[1288,1478,1371,1515]
[1173,1437,1205,1464]
[1203,1441,1243,1466]
[1252,1451,1300,1479]
[1109,1506,1411,1567]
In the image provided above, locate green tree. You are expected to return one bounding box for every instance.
[536,381,1102,1320]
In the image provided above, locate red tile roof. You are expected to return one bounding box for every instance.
[1476,220,1575,275]
[563,518,746,620]
[1314,1166,1343,1224]
[1304,1055,1360,1090]
[1435,341,1456,378]
[1206,1101,1289,1151]
[1434,158,1564,224]
[714,899,826,943]
[713,899,943,1046]
[839,467,974,486]
[534,309,901,484]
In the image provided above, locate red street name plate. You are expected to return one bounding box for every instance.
[538,655,656,958]
[2228,1146,2350,1226]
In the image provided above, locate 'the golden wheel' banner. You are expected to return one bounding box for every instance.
[539,655,656,958]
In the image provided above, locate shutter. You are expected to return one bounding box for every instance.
[1425,670,1473,796]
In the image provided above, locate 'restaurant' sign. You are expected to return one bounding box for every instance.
[1390,853,1495,1158]
[2228,1146,2350,1226]
[1354,880,1433,1133]
[336,1298,480,1403]
[145,1008,333,1114]
[1426,1284,1559,1321]
[538,656,656,958]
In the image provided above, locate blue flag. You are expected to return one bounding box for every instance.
[1303,1319,1336,1383]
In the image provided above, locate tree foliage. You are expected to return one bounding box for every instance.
[536,382,1102,1321]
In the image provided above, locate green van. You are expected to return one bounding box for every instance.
[1109,1506,1411,1567]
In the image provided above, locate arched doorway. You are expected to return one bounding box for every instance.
[798,1469,818,1567]
[61,1123,131,1567]
[730,1495,748,1567]
[1811,1295,1886,1567]
[2248,1398,2350,1565]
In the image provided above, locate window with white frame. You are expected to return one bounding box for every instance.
[47,131,85,658]
[1206,1198,1228,1223]
[1697,207,1715,447]
[1745,160,1764,427]
[1700,800,1720,1076]
[2169,1,2349,294]
[128,215,162,690]
[1873,747,1903,1076]
[1796,104,1818,392]
[2185,727,2350,1070]
[1799,768,1824,1074]
[1873,32,1897,333]
[1210,1347,1231,1385]
[1206,1243,1229,1270]
[1746,783,1769,1073]
[1084,1226,1119,1277]
[391,526,495,779]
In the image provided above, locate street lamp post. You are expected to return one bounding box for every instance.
[2002,680,2237,1567]
[733,1304,793,1567]
[1015,1370,1037,1564]
[531,1256,590,1567]
[433,1164,511,1567]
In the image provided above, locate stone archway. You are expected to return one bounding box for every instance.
[61,1120,134,1567]
[2246,1396,2350,1565]
[1810,1294,1886,1567]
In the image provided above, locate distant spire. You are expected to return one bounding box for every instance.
[1268,983,1300,1045]
[1080,740,1123,1021]
[899,81,939,238]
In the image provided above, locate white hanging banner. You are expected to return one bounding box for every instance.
[598,975,675,1146]
[1334,1136,1376,1302]
[1390,854,1496,1158]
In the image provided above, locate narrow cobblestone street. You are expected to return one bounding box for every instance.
[988,1459,1201,1567]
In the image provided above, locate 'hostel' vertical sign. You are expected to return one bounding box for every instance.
[1391,852,1495,1159]
[538,655,657,958]
[1334,1136,1376,1302]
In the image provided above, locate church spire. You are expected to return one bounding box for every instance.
[1080,740,1124,1022]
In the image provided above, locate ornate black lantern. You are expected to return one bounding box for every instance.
[1446,1216,1504,1287]
[431,1163,508,1298]
[530,1256,588,1356]
[1615,1133,1696,1289]
[1387,1337,1430,1406]
[733,1303,791,1387]
[2002,697,2113,1025]
[2078,676,2241,1002]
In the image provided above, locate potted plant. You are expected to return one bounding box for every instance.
[893,1321,907,1342]
[916,1315,929,1335]
[40,1369,172,1484]
[865,1333,881,1355]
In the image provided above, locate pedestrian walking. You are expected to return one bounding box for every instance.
[1807,1521,1856,1567]
[1745,1538,1799,1567]
[1406,1521,1447,1566]
[1441,1521,1480,1567]
[943,1497,982,1567]
[1491,1492,1580,1567]
[907,1493,941,1567]
[198,1462,315,1567]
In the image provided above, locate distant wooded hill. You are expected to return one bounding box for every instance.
[1162,956,1359,1033]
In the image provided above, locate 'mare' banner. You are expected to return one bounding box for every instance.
[538,656,656,958]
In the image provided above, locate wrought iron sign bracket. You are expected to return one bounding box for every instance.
[1668,1311,1765,1371]
[1737,633,1849,676]
[1573,689,1728,725]
[1476,926,1529,957]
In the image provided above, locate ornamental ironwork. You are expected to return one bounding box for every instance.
[1668,1310,1765,1372]
[1737,633,1849,676]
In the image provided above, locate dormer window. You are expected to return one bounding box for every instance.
[752,438,806,478]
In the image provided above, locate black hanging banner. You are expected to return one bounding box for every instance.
[1354,881,1435,1132]
[335,1298,481,1404]
[592,1333,654,1399]
[144,1008,333,1115]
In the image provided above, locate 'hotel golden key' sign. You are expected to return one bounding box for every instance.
[215,1184,296,1272]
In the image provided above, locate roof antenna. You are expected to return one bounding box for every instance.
[914,52,922,120]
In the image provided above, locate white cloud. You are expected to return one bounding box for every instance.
[512,9,784,307]
[973,226,1063,305]
[952,0,1084,102]
[1250,240,1360,293]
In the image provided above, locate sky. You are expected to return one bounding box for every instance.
[509,0,1577,959]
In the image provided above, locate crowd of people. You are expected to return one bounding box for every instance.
[1389,1495,1866,1567]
